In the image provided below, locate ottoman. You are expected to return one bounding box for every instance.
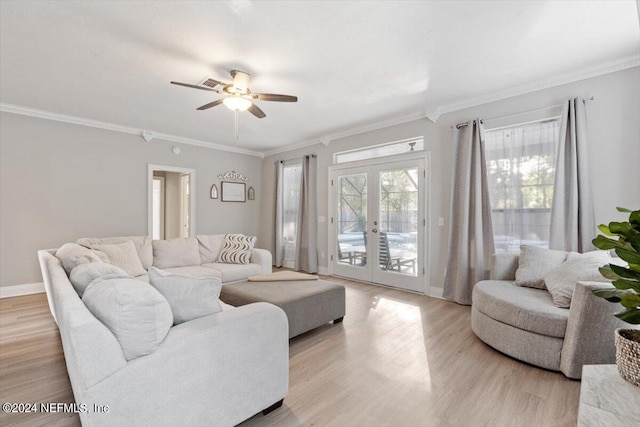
[220,279,346,338]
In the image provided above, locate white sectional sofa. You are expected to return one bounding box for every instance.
[38,235,288,427]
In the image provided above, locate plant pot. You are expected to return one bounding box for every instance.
[615,328,640,387]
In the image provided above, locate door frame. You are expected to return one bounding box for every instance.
[328,152,431,294]
[147,164,196,238]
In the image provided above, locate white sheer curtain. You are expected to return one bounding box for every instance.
[282,163,302,267]
[484,120,560,253]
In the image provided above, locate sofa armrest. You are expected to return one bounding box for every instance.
[490,254,518,280]
[84,302,289,427]
[560,281,635,379]
[251,248,273,274]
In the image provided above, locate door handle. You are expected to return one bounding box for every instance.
[372,228,378,233]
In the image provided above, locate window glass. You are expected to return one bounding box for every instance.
[282,163,302,265]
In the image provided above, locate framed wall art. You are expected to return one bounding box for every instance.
[221,181,246,202]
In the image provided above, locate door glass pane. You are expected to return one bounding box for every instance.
[337,173,367,267]
[378,168,418,276]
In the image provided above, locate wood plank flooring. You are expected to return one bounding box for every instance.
[0,276,580,427]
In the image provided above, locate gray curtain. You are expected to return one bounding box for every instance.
[295,155,318,273]
[549,98,595,252]
[443,120,495,305]
[274,160,284,267]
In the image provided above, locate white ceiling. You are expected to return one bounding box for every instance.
[1,1,638,154]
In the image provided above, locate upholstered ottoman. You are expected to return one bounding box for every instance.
[220,279,346,338]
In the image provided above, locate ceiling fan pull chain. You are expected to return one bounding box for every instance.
[235,110,239,140]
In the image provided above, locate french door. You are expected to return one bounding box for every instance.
[329,157,427,293]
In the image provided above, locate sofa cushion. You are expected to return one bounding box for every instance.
[152,237,201,269]
[82,277,173,361]
[515,246,568,289]
[159,265,222,279]
[202,262,262,283]
[544,251,611,308]
[69,262,129,297]
[148,267,223,325]
[218,234,257,264]
[77,236,153,270]
[472,280,569,338]
[55,243,104,275]
[89,241,147,277]
[197,234,226,264]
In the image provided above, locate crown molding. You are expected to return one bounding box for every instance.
[262,111,428,157]
[435,55,640,116]
[0,103,264,158]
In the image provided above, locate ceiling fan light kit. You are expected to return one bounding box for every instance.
[171,69,298,139]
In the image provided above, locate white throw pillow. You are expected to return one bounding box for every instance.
[218,234,256,264]
[69,262,129,296]
[196,234,226,264]
[514,246,568,289]
[89,241,147,277]
[152,237,201,269]
[148,267,223,325]
[77,236,153,269]
[82,277,172,360]
[544,251,611,308]
[55,243,104,275]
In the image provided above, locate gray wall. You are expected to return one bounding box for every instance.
[259,67,640,292]
[0,113,262,286]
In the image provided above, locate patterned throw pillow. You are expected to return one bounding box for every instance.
[217,234,257,264]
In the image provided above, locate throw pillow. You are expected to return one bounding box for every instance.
[55,243,104,275]
[82,277,173,361]
[196,234,226,264]
[514,246,568,289]
[544,251,611,308]
[89,241,147,277]
[69,262,129,297]
[152,237,201,269]
[148,267,223,325]
[218,234,256,264]
[77,236,153,270]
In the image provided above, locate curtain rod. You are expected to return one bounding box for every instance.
[454,97,595,129]
[276,154,316,164]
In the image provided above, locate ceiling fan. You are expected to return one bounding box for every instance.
[171,70,297,139]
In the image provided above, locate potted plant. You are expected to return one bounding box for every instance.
[592,207,640,386]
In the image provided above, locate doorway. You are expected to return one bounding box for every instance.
[329,156,429,293]
[148,164,195,239]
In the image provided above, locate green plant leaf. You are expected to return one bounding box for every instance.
[597,224,614,236]
[615,307,640,325]
[609,221,635,238]
[630,210,640,227]
[614,247,640,265]
[599,265,621,280]
[612,278,640,293]
[626,234,640,252]
[616,207,632,213]
[592,288,624,302]
[620,293,640,309]
[610,264,640,279]
[592,235,628,251]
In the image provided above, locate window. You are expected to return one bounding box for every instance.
[152,177,165,240]
[334,137,423,164]
[484,119,560,253]
[282,163,302,267]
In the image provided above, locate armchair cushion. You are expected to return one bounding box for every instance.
[544,251,610,308]
[514,245,568,289]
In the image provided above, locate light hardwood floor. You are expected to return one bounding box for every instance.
[0,276,581,427]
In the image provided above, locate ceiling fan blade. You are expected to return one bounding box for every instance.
[196,99,224,110]
[253,93,298,102]
[170,81,221,93]
[248,103,266,119]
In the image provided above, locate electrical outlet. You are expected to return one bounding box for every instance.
[438,217,445,226]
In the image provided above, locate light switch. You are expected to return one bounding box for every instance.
[318,216,326,223]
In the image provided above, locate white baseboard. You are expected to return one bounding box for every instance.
[0,282,45,299]
[318,266,329,276]
[429,286,445,300]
